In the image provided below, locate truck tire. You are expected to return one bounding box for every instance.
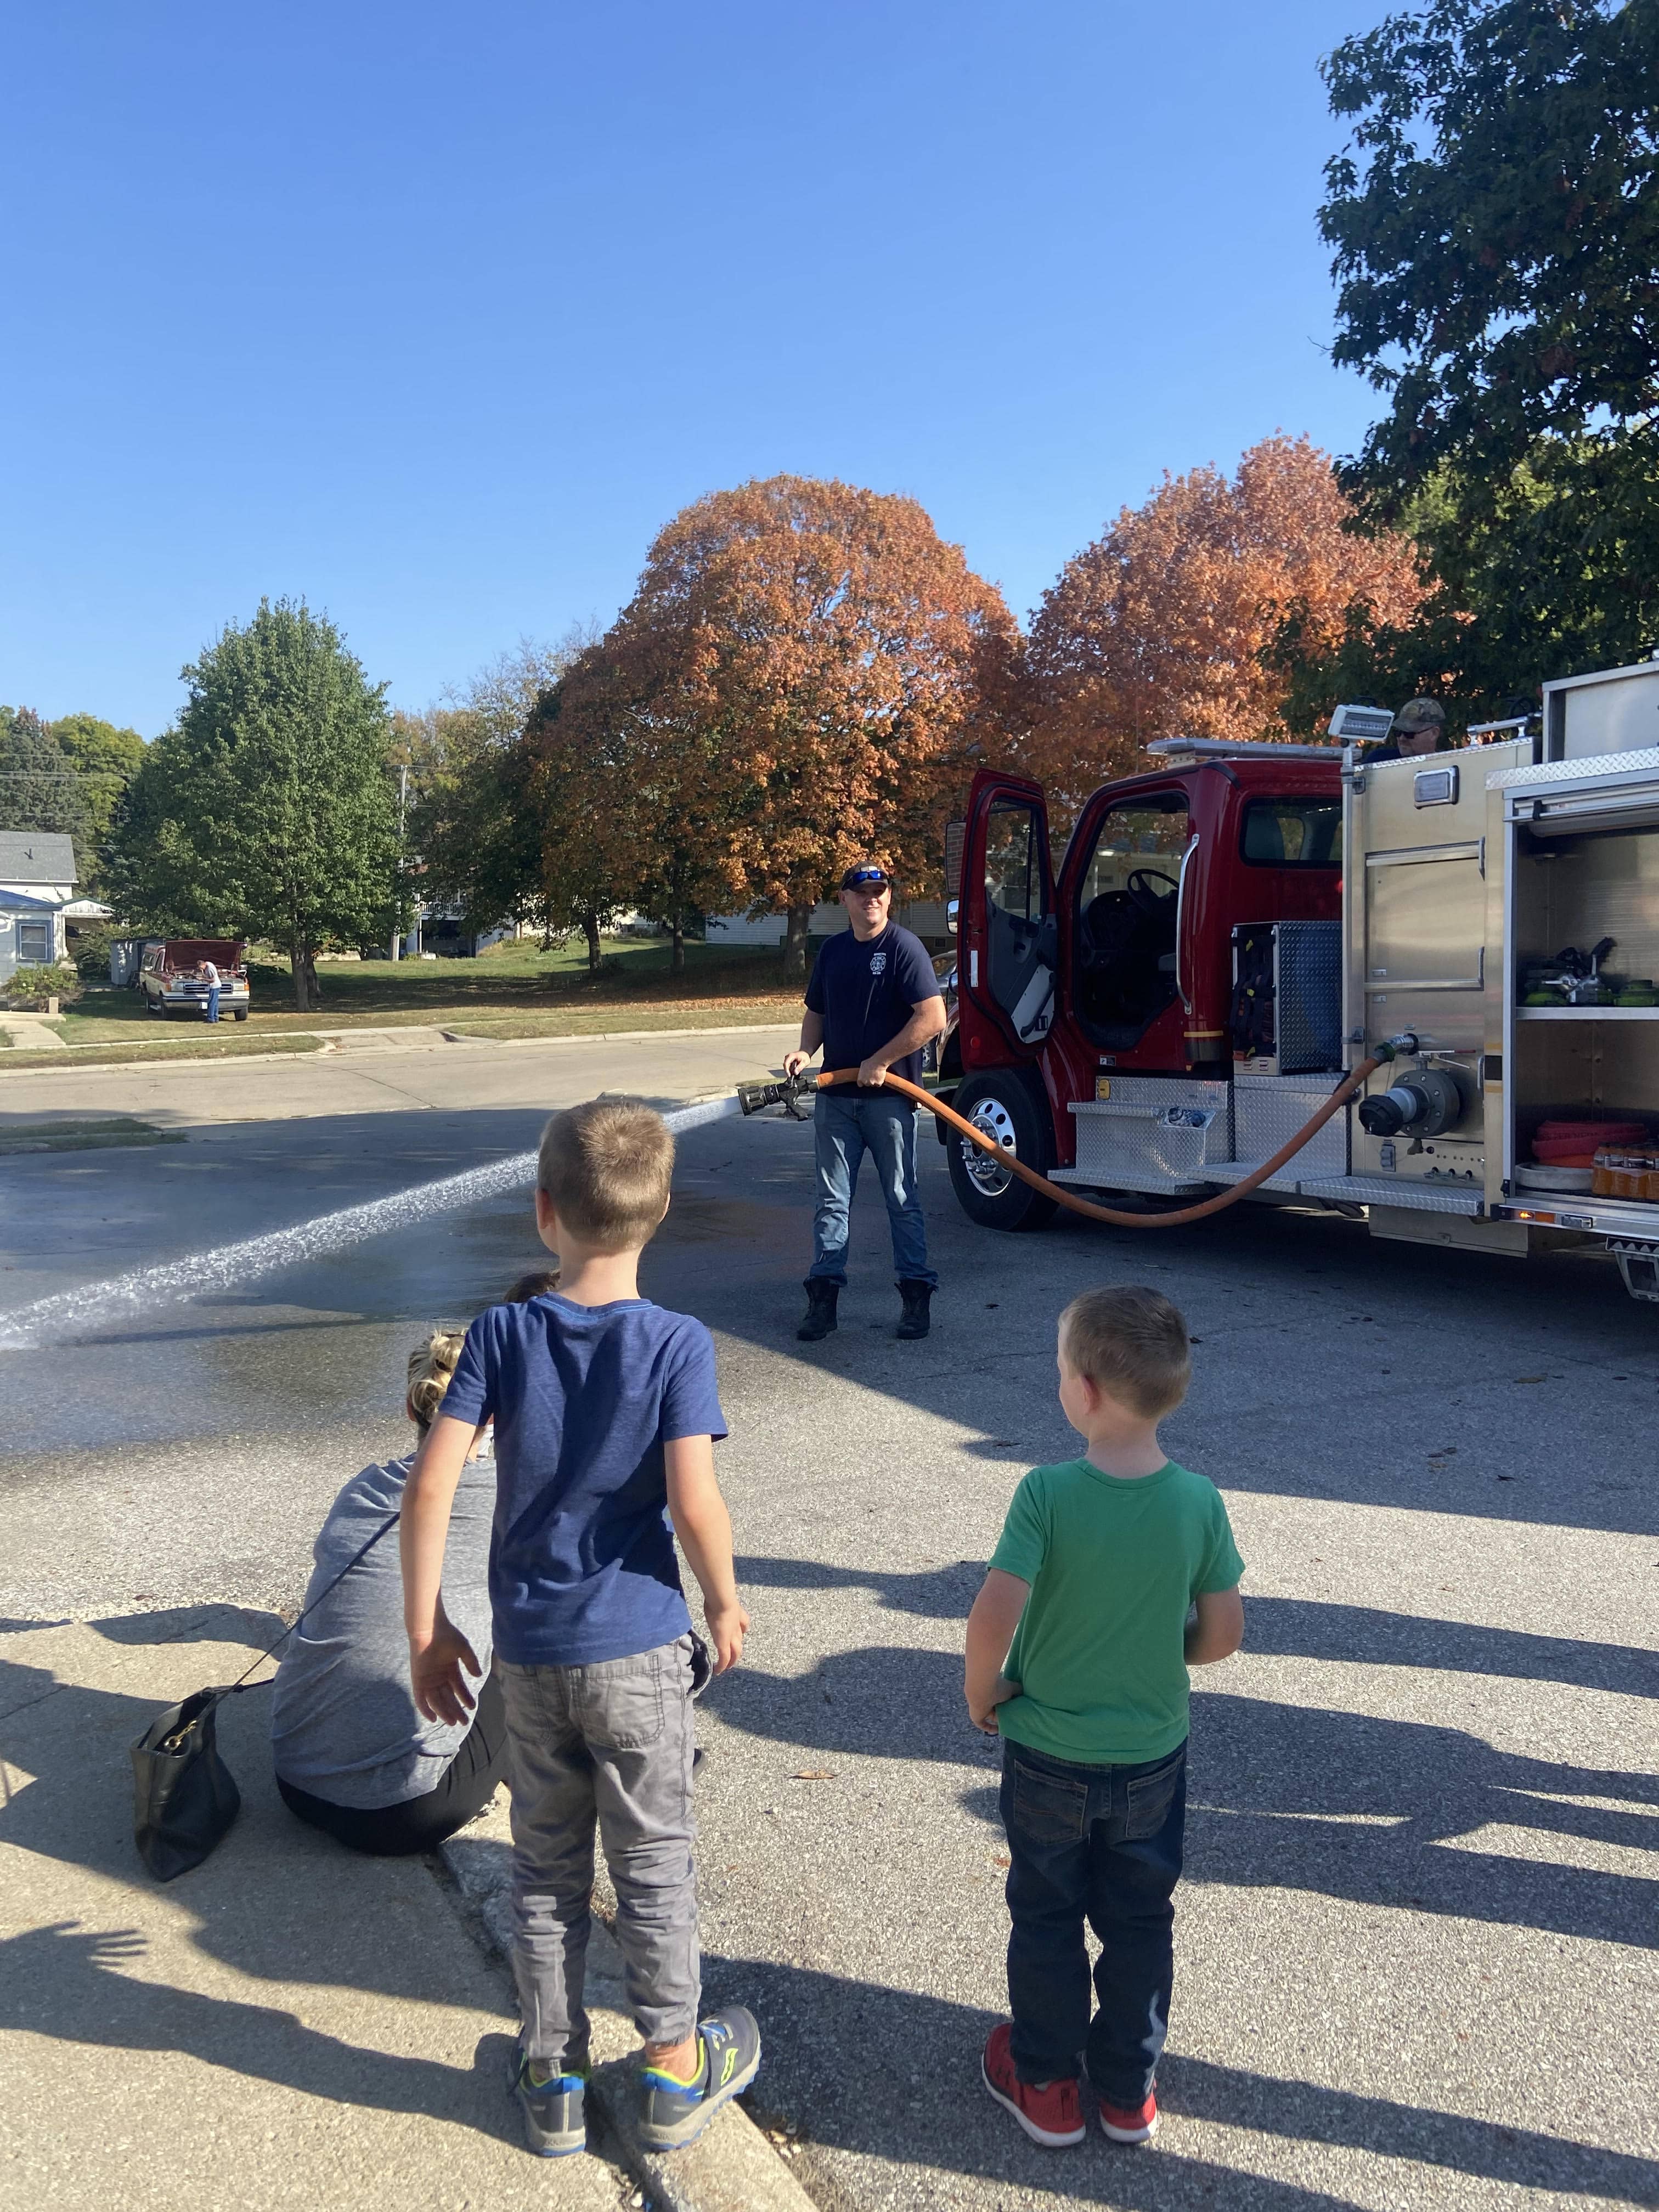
[234,1009,247,1021]
[947,1070,1058,1233]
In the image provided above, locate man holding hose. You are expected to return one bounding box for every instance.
[783,863,947,1342]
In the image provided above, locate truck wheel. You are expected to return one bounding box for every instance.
[234,1009,247,1022]
[947,1072,1058,1232]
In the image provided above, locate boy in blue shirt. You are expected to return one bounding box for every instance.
[402,1098,759,2159]
[965,1284,1244,2150]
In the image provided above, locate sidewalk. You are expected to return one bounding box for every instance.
[0,1608,628,2211]
[0,1606,814,2212]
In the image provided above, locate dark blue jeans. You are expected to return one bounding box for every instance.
[1000,1736,1187,2106]
[204,986,220,1023]
[809,1090,936,1287]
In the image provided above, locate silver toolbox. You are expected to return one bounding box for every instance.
[1223,1071,1349,1189]
[1058,1077,1233,1193]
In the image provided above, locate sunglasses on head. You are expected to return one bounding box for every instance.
[845,869,889,889]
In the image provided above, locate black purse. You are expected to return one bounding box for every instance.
[129,1513,399,1882]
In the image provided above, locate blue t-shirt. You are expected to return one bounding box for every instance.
[805,922,942,1084]
[441,1293,727,1667]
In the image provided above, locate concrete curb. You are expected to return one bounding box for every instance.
[440,1814,815,2212]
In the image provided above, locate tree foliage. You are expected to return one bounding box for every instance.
[556,475,1019,974]
[0,707,92,865]
[107,600,397,1010]
[1024,435,1425,814]
[1312,0,1659,705]
[403,635,597,951]
[49,713,144,895]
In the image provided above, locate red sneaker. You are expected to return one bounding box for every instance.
[980,2023,1085,2147]
[1098,2088,1159,2143]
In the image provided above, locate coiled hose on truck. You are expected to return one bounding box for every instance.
[799,1058,1387,1229]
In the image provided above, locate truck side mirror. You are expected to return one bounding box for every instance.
[946,898,960,935]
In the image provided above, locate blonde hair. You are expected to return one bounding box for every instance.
[407,1327,466,1431]
[537,1097,674,1251]
[1059,1284,1192,1420]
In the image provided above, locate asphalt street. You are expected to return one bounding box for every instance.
[3,1031,1656,2210]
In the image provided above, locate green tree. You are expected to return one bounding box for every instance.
[50,713,145,896]
[0,707,91,864]
[1307,0,1659,708]
[106,600,397,1009]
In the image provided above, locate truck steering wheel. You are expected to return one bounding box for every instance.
[1126,867,1178,913]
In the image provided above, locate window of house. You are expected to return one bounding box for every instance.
[18,920,50,964]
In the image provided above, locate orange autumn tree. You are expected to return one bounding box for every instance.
[1024,434,1425,820]
[562,475,1021,977]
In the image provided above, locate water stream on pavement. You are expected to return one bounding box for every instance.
[0,1094,739,1348]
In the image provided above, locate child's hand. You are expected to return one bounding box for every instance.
[968,1675,1019,1736]
[409,1613,482,1725]
[704,1596,749,1674]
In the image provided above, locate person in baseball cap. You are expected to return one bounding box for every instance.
[1373,698,1449,761]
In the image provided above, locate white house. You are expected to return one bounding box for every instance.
[0,831,78,984]
[707,897,950,948]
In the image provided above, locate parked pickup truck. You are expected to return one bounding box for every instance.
[137,939,251,1020]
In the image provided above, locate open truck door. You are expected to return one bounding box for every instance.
[949,771,1061,1231]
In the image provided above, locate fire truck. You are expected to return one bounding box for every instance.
[940,658,1659,1304]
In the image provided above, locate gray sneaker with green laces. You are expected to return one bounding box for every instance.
[510,2049,587,2157]
[637,2007,761,2151]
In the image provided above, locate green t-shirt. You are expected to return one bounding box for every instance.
[989,1457,1244,1767]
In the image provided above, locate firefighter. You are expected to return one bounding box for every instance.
[1371,697,1449,761]
[783,864,947,1342]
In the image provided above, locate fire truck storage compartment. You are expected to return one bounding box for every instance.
[1495,747,1659,1245]
[1055,1077,1233,1194]
[1230,919,1342,1075]
[1201,1072,1350,1194]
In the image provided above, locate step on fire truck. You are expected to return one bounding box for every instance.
[940,657,1659,1305]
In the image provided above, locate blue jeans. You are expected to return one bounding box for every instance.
[1000,1736,1187,2105]
[205,986,220,1023]
[809,1090,935,1287]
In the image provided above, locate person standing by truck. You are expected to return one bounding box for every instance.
[199,954,221,1023]
[783,863,947,1342]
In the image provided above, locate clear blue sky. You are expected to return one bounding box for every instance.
[3,1,1389,736]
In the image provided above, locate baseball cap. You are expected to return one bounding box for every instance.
[1392,697,1446,733]
[840,863,892,890]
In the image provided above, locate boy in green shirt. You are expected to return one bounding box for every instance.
[964,1284,1244,2149]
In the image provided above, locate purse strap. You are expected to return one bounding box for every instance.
[224,1510,402,1696]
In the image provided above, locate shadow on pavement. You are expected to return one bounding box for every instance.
[705,1647,1659,1950]
[693,1952,1659,2209]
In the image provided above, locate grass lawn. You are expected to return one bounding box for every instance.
[0,1117,185,1153]
[54,937,806,1043]
[0,1031,325,1071]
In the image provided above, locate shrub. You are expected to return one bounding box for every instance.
[72,924,116,979]
[5,962,81,1007]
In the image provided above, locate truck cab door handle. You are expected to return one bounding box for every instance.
[1175,834,1199,1011]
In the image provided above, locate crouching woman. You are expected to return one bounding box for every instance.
[270,1327,504,1854]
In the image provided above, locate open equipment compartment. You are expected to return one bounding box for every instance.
[1493,744,1659,1276]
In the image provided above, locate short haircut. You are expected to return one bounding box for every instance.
[537,1097,674,1251]
[502,1267,561,1303]
[407,1327,467,1431]
[1059,1284,1192,1419]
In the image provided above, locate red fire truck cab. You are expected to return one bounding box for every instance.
[943,753,1345,1228]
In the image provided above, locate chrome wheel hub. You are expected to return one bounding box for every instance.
[963,1097,1017,1196]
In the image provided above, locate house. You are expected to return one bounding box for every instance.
[0,831,78,985]
[707,896,951,950]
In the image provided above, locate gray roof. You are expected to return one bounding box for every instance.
[0,831,78,885]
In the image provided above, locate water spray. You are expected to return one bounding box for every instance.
[0,1093,740,1350]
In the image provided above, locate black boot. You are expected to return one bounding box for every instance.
[797,1278,839,1341]
[896,1279,933,1340]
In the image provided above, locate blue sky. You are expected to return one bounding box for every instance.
[3,1,1389,735]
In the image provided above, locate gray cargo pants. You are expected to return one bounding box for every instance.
[498,1635,699,2068]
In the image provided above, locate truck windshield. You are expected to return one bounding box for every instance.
[1240,797,1342,867]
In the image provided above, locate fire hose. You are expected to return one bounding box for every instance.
[740,1052,1392,1229]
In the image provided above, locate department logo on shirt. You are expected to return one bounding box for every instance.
[869,949,887,977]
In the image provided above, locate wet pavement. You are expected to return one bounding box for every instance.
[3,1036,1657,2208]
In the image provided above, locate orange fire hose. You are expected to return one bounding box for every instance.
[813,1058,1385,1228]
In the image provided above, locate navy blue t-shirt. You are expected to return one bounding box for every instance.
[805,923,942,1084]
[442,1293,727,1667]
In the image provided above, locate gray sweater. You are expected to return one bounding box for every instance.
[270,1452,495,1809]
